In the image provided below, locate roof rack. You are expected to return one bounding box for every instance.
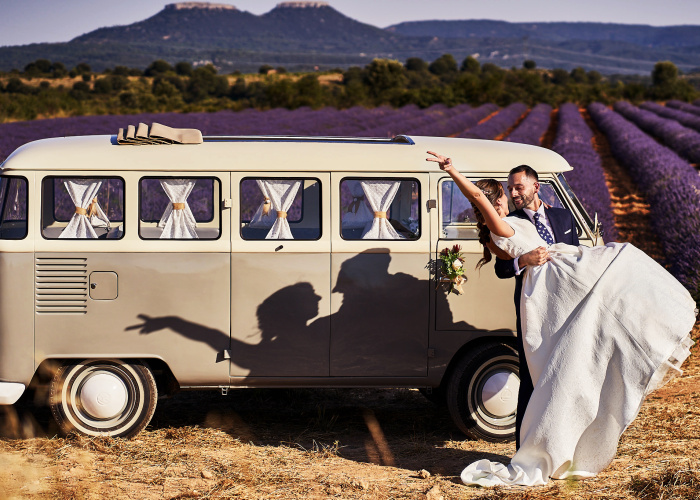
[202,134,415,145]
[117,122,203,145]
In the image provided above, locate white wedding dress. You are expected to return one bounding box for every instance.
[461,216,696,487]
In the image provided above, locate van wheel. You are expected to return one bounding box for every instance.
[446,342,519,442]
[49,360,157,438]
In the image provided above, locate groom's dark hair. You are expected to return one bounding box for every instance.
[510,164,539,181]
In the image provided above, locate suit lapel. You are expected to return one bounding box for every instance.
[544,206,564,243]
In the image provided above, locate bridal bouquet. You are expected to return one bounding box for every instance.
[439,244,467,295]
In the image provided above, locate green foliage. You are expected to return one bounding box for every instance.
[523,60,536,70]
[461,56,481,74]
[1,54,699,121]
[363,59,407,103]
[405,57,428,73]
[145,59,174,77]
[429,54,458,76]
[175,61,193,76]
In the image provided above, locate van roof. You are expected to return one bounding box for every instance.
[1,135,572,174]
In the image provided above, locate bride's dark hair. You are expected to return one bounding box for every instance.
[472,179,505,269]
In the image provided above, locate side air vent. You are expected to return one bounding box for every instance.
[35,258,88,314]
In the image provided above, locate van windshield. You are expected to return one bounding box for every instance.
[0,176,28,240]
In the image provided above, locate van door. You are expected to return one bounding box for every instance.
[431,172,516,333]
[230,173,331,378]
[330,173,430,377]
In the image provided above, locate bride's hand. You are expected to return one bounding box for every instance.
[426,151,453,172]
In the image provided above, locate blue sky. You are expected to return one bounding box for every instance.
[1,0,699,47]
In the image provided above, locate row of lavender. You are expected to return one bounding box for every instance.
[589,103,700,297]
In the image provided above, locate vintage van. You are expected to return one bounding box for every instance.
[0,124,600,440]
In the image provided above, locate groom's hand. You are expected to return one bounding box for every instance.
[519,247,550,267]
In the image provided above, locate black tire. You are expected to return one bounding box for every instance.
[49,359,157,438]
[446,342,519,442]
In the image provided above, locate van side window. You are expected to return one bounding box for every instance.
[340,178,420,240]
[139,177,221,240]
[0,176,28,240]
[240,178,321,240]
[440,179,566,239]
[41,177,124,239]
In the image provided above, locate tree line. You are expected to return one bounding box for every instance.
[0,55,697,122]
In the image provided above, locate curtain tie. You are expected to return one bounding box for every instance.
[263,197,271,216]
[172,203,186,210]
[276,211,288,219]
[374,211,387,219]
[76,198,99,217]
[348,196,364,214]
[87,198,98,218]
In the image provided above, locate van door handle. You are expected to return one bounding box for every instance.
[275,245,283,252]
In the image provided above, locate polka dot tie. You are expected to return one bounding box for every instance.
[533,213,555,245]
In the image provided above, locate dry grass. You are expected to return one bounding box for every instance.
[1,326,698,500]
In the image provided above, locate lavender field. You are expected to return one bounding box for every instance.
[1,101,700,297]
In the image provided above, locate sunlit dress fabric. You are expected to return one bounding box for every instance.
[461,216,696,487]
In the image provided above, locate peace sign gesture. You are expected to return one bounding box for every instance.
[426,151,453,172]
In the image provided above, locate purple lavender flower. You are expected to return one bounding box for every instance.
[666,100,700,118]
[614,101,700,164]
[589,102,700,296]
[504,103,553,146]
[551,103,618,242]
[640,102,700,133]
[457,102,528,140]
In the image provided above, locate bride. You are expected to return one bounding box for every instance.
[426,151,697,486]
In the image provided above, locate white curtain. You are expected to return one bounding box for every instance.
[341,180,374,229]
[360,180,403,239]
[255,180,301,240]
[59,179,111,239]
[248,180,277,229]
[157,179,198,239]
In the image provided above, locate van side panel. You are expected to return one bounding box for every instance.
[34,253,230,386]
[229,253,331,377]
[435,249,517,332]
[330,252,429,377]
[0,253,35,384]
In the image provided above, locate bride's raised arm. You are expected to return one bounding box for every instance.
[426,151,514,238]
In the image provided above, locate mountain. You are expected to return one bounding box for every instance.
[0,2,699,74]
[386,20,700,48]
[73,2,402,53]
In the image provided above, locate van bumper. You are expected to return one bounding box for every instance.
[0,382,25,404]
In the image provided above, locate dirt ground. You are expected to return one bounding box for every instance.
[2,125,700,499]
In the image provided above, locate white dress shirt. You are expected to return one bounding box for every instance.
[513,203,555,275]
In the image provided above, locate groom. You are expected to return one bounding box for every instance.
[494,165,579,449]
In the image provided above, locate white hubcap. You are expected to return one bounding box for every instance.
[79,372,128,419]
[481,371,519,417]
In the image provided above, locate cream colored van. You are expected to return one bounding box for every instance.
[0,125,599,440]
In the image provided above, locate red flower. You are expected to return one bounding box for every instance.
[452,244,462,254]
